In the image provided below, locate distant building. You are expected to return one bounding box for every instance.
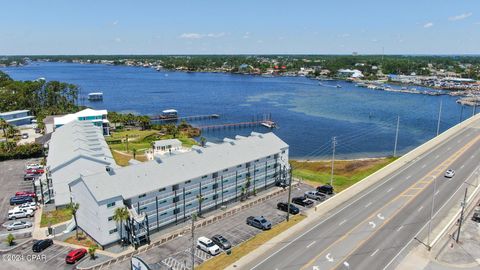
[337,69,364,79]
[0,110,34,126]
[69,132,289,248]
[54,108,109,135]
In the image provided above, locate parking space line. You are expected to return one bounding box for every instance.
[44,246,70,263]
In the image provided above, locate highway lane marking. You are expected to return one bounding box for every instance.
[369,221,376,229]
[339,219,347,226]
[435,155,439,159]
[306,134,480,270]
[406,175,412,180]
[306,241,316,248]
[365,202,372,208]
[417,206,424,212]
[447,147,452,150]
[387,187,393,193]
[421,164,426,168]
[325,253,334,262]
[377,213,385,220]
[370,249,379,257]
[396,226,404,232]
[435,190,440,196]
[251,130,478,270]
[460,165,465,169]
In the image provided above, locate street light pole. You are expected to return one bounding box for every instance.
[456,187,468,243]
[330,137,337,186]
[393,115,400,157]
[436,100,443,136]
[427,175,437,250]
[191,213,197,270]
[286,166,293,222]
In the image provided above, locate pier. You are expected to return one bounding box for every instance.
[150,113,220,123]
[197,120,276,131]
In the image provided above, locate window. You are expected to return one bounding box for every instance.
[172,184,179,191]
[223,168,228,172]
[246,162,251,168]
[140,206,147,211]
[202,186,209,190]
[212,194,218,200]
[237,164,242,168]
[107,202,116,208]
[159,199,167,204]
[159,188,166,192]
[185,180,191,184]
[108,216,114,221]
[109,228,118,234]
[185,191,192,196]
[202,175,208,179]
[138,193,146,199]
[223,190,229,194]
[212,172,218,178]
[267,155,271,158]
[282,150,286,154]
[173,208,180,214]
[212,183,218,189]
[173,196,180,203]
[274,154,279,159]
[160,212,167,216]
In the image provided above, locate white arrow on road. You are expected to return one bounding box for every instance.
[369,221,376,229]
[377,213,385,220]
[326,253,334,262]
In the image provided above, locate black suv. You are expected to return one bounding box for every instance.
[277,202,300,214]
[292,196,314,208]
[32,239,53,252]
[275,180,288,188]
[317,184,334,195]
[211,234,232,250]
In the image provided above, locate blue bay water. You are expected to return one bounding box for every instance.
[0,62,470,159]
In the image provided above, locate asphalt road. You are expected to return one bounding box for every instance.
[247,117,480,270]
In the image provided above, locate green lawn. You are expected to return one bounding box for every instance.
[40,208,72,227]
[292,157,397,192]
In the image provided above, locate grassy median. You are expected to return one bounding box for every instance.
[291,157,397,192]
[196,214,306,270]
[40,208,72,227]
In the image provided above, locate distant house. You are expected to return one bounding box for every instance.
[54,108,110,135]
[0,110,34,126]
[337,69,364,79]
[153,139,182,155]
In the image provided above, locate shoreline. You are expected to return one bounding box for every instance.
[291,156,390,163]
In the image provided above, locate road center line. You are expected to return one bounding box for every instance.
[387,187,393,193]
[435,190,440,196]
[460,165,465,169]
[370,249,379,257]
[417,206,424,212]
[396,225,404,232]
[365,202,372,208]
[435,155,439,159]
[421,164,426,168]
[306,241,316,248]
[406,175,412,179]
[339,219,347,226]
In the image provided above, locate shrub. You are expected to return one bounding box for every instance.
[0,142,44,161]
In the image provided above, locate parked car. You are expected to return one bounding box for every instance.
[32,239,53,252]
[472,213,480,223]
[10,196,33,205]
[15,191,36,198]
[246,216,272,230]
[4,221,33,231]
[292,196,315,208]
[317,184,334,195]
[26,163,43,170]
[275,180,288,188]
[211,234,232,250]
[8,208,34,219]
[65,248,87,264]
[277,202,300,214]
[25,168,44,175]
[305,191,326,201]
[197,236,221,256]
[21,133,29,139]
[13,202,37,212]
[23,174,37,181]
[444,169,455,178]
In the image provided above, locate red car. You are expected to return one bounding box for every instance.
[65,248,87,264]
[25,168,44,175]
[15,191,36,198]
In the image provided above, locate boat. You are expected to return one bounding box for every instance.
[159,109,178,119]
[88,92,103,101]
[261,120,276,129]
[336,84,342,88]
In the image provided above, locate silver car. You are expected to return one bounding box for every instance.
[305,191,326,201]
[5,221,33,231]
[444,169,455,178]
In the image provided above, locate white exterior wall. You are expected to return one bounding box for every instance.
[70,181,124,246]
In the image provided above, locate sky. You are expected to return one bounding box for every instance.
[0,0,479,55]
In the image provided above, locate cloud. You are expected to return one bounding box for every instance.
[423,22,434,28]
[179,32,226,39]
[112,20,119,26]
[448,12,472,21]
[114,37,121,43]
[243,32,251,39]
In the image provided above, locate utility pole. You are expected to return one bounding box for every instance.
[456,187,468,243]
[427,176,436,250]
[393,116,400,157]
[191,213,197,270]
[436,100,443,136]
[286,166,293,222]
[330,137,337,186]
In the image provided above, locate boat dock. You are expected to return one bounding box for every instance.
[197,120,276,131]
[151,113,220,123]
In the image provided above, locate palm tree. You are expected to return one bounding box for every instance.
[67,202,80,240]
[6,125,18,139]
[113,207,130,245]
[196,194,205,217]
[88,245,98,260]
[245,177,252,198]
[0,118,8,141]
[200,137,207,147]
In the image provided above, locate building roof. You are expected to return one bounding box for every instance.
[153,139,182,148]
[47,120,116,205]
[162,109,177,114]
[75,132,288,202]
[54,108,108,126]
[0,109,30,116]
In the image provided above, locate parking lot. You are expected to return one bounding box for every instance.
[106,182,322,270]
[1,240,84,270]
[0,159,38,237]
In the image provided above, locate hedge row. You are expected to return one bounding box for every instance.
[0,142,44,161]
